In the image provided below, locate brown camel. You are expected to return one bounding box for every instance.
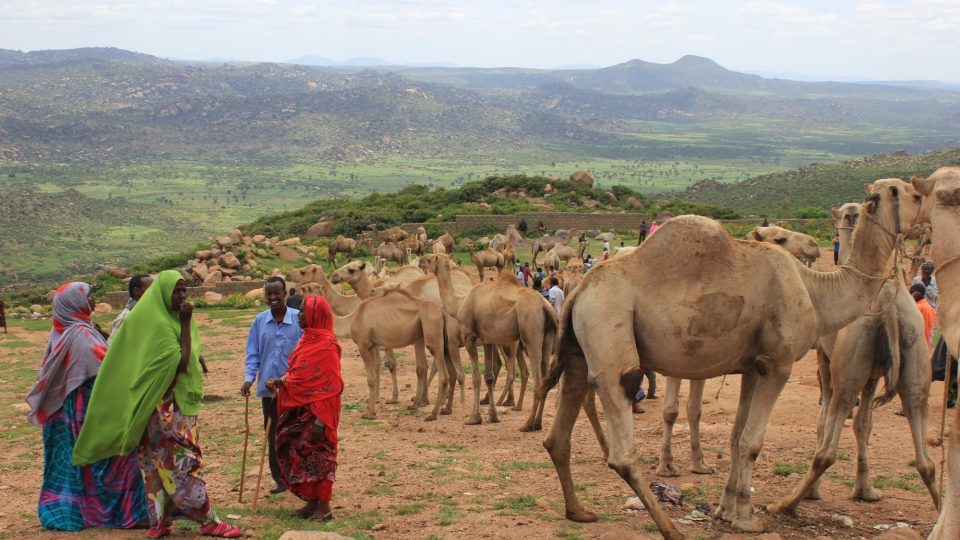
[436,232,454,254]
[328,235,358,266]
[746,225,821,266]
[376,242,406,266]
[368,224,408,244]
[913,167,960,540]
[415,226,427,244]
[767,202,939,514]
[399,236,424,257]
[286,264,360,315]
[544,250,561,273]
[336,288,458,421]
[457,270,558,431]
[540,179,921,537]
[500,243,517,269]
[429,239,446,254]
[833,202,861,265]
[469,247,505,281]
[532,230,578,266]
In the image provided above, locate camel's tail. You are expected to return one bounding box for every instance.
[539,295,576,398]
[873,307,902,408]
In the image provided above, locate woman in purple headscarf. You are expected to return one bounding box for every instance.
[25,282,147,531]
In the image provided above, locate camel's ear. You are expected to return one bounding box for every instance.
[358,261,367,271]
[864,192,880,214]
[864,183,875,196]
[913,175,934,196]
[831,207,842,220]
[750,229,762,241]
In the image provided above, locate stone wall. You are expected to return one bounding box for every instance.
[102,280,266,308]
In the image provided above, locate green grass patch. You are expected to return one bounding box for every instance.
[365,485,395,496]
[825,472,855,488]
[496,460,553,471]
[493,495,538,513]
[392,502,426,516]
[874,473,925,493]
[436,503,464,526]
[773,462,808,477]
[0,339,33,349]
[417,442,468,452]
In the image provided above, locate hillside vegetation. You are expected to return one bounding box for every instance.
[678,147,960,216]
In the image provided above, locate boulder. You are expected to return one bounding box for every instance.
[875,529,922,540]
[215,236,233,249]
[247,260,258,269]
[626,197,643,209]
[275,246,300,261]
[297,246,310,255]
[220,268,237,277]
[256,248,268,258]
[203,271,223,286]
[230,229,244,244]
[219,252,241,269]
[243,236,252,244]
[15,306,30,314]
[586,229,600,238]
[192,262,210,281]
[262,241,272,251]
[203,291,224,305]
[94,303,112,315]
[306,218,336,238]
[606,191,619,203]
[252,234,266,244]
[270,236,280,243]
[279,237,301,246]
[195,249,212,260]
[30,304,44,313]
[569,169,594,188]
[106,267,130,279]
[210,247,222,258]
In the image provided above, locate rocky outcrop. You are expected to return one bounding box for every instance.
[569,170,594,188]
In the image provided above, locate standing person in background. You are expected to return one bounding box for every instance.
[109,274,154,345]
[832,235,841,266]
[241,277,303,495]
[910,283,936,350]
[762,217,770,227]
[522,263,532,288]
[26,282,147,532]
[547,277,565,318]
[648,220,659,236]
[912,261,938,308]
[286,288,303,310]
[0,297,6,334]
[72,271,241,538]
[637,220,648,245]
[266,295,343,521]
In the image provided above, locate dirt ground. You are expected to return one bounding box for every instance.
[0,253,950,539]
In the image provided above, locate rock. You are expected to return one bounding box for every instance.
[626,197,643,209]
[622,496,645,511]
[192,263,209,281]
[15,306,30,314]
[262,241,272,251]
[831,514,854,528]
[875,529,922,540]
[306,218,336,238]
[280,237,301,246]
[278,532,356,540]
[544,183,554,192]
[106,267,130,279]
[371,523,386,531]
[210,247,222,258]
[203,271,223,286]
[296,246,310,255]
[248,260,258,269]
[219,252,241,269]
[275,246,300,261]
[203,292,224,305]
[242,236,252,244]
[220,268,237,277]
[252,234,266,243]
[271,236,280,243]
[12,403,31,414]
[585,229,600,238]
[569,169,594,188]
[230,228,244,243]
[30,304,44,313]
[256,248,268,258]
[195,250,211,260]
[606,191,619,203]
[94,303,112,315]
[215,236,233,249]
[598,531,657,540]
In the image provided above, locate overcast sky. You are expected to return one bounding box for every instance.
[3,0,958,81]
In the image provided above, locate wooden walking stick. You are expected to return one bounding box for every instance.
[252,416,272,512]
[238,394,250,503]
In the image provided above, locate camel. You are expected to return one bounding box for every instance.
[330,260,425,298]
[540,179,922,537]
[500,243,517,269]
[766,201,938,513]
[337,288,459,421]
[505,224,524,245]
[399,236,424,258]
[415,226,427,244]
[532,230,578,266]
[912,167,960,540]
[286,264,361,316]
[429,239,446,254]
[746,226,821,266]
[436,232,454,254]
[327,235,359,266]
[548,244,578,264]
[469,247,505,281]
[833,202,861,265]
[368,224,408,244]
[457,270,558,431]
[376,241,406,266]
[544,250,561,273]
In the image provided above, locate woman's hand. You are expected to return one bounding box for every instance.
[178,301,194,325]
[308,419,327,442]
[265,377,286,391]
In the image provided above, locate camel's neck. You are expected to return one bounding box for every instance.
[432,263,460,315]
[316,272,353,308]
[800,214,897,335]
[350,275,374,299]
[333,310,354,340]
[929,210,960,357]
[837,227,854,265]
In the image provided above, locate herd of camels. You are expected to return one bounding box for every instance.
[282,169,959,539]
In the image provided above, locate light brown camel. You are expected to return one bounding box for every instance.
[399,236,424,257]
[500,243,517,269]
[614,246,637,258]
[328,235,358,266]
[376,242,406,266]
[913,167,960,540]
[436,232,454,254]
[656,228,822,478]
[746,225,821,266]
[544,250,561,273]
[330,260,425,298]
[549,244,578,264]
[415,226,427,244]
[286,264,361,315]
[532,230,578,266]
[457,270,558,431]
[505,224,524,245]
[540,179,921,538]
[368,224,408,244]
[337,288,458,421]
[753,209,938,512]
[429,239,446,254]
[469,247,505,281]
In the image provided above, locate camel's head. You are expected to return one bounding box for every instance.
[285,264,324,284]
[831,202,860,231]
[748,226,821,261]
[419,253,449,275]
[330,260,367,285]
[913,167,960,223]
[863,178,923,235]
[416,226,426,235]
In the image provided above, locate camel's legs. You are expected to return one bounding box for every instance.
[656,376,683,477]
[464,340,483,425]
[716,373,758,523]
[727,364,791,532]
[582,388,608,459]
[411,341,429,408]
[424,325,449,421]
[384,349,399,404]
[519,330,551,432]
[898,383,939,508]
[852,378,883,502]
[542,351,596,523]
[482,344,500,423]
[480,346,502,405]
[928,405,960,540]
[359,346,381,419]
[687,379,714,474]
[807,349,833,500]
[497,344,518,407]
[513,345,530,412]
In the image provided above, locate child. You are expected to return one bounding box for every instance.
[910,283,936,350]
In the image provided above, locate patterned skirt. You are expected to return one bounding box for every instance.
[138,402,213,527]
[39,379,147,531]
[276,406,338,502]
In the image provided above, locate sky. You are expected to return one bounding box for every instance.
[2,0,959,81]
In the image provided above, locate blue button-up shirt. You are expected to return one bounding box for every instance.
[244,307,302,398]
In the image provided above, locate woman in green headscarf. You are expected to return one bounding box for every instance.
[73,270,241,539]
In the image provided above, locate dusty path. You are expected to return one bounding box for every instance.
[0,297,949,539]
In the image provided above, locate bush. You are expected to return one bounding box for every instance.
[795,206,830,219]
[194,294,260,310]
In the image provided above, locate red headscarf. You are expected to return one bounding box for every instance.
[279,296,343,424]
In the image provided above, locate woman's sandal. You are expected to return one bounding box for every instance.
[147,524,173,539]
[312,511,334,522]
[199,521,243,538]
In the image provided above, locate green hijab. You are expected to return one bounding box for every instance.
[73,270,203,465]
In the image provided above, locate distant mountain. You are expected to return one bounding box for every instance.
[342,57,394,66]
[0,47,165,68]
[286,55,339,66]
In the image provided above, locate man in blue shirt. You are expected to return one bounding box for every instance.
[240,276,303,494]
